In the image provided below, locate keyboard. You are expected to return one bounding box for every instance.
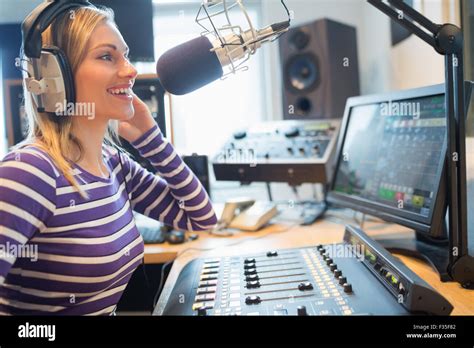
[134,213,167,244]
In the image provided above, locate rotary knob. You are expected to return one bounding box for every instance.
[343,283,353,293]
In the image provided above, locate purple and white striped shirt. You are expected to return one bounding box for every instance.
[0,125,217,315]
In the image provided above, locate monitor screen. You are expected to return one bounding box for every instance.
[333,94,445,217]
[327,84,456,233]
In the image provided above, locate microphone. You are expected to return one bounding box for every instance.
[156,0,290,96]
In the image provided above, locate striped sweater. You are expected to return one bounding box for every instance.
[0,125,217,315]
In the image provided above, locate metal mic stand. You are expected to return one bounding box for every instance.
[368,0,474,287]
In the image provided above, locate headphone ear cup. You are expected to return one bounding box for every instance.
[43,46,76,105]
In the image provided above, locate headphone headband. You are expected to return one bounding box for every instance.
[22,0,93,58]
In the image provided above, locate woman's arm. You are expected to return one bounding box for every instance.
[120,125,218,231]
[0,148,56,286]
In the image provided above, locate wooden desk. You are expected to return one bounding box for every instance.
[148,209,474,316]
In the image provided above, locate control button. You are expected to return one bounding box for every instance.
[202,262,220,267]
[197,308,207,316]
[245,295,262,305]
[334,270,342,278]
[329,263,337,272]
[196,288,207,295]
[233,131,247,140]
[385,272,399,287]
[208,286,217,292]
[244,258,256,264]
[398,283,406,296]
[338,276,347,285]
[198,281,210,288]
[201,269,218,275]
[200,275,218,281]
[202,265,219,271]
[319,248,326,255]
[203,260,220,264]
[205,294,216,301]
[244,268,257,275]
[195,295,206,302]
[297,306,308,316]
[284,127,300,138]
[316,244,324,250]
[192,302,205,311]
[343,283,353,293]
[326,258,333,266]
[298,282,314,291]
[267,251,278,257]
[374,263,382,271]
[246,280,261,289]
[244,263,256,270]
[246,274,259,282]
[203,260,220,266]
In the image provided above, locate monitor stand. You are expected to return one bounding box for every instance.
[375,231,450,282]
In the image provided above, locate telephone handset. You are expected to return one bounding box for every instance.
[216,197,278,232]
[219,197,256,226]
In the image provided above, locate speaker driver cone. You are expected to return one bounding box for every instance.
[285,53,320,93]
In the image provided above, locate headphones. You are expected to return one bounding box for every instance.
[21,0,94,116]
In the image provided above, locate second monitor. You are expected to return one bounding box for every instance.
[327,82,473,280]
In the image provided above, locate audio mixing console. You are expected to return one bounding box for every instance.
[162,225,452,316]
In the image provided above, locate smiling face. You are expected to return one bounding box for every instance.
[74,20,138,122]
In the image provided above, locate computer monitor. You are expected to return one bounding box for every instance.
[328,82,473,240]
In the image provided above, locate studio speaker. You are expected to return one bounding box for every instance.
[279,18,360,120]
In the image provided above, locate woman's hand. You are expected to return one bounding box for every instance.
[118,92,157,143]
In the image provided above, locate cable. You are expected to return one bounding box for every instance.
[353,211,366,229]
[14,57,32,77]
[280,0,291,24]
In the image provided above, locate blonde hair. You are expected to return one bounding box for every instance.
[14,5,121,198]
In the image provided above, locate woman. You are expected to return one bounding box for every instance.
[0,5,217,315]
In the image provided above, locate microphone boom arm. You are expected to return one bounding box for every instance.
[368,0,474,288]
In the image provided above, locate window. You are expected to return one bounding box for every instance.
[151,1,266,156]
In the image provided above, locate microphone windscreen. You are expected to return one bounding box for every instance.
[156,36,224,95]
